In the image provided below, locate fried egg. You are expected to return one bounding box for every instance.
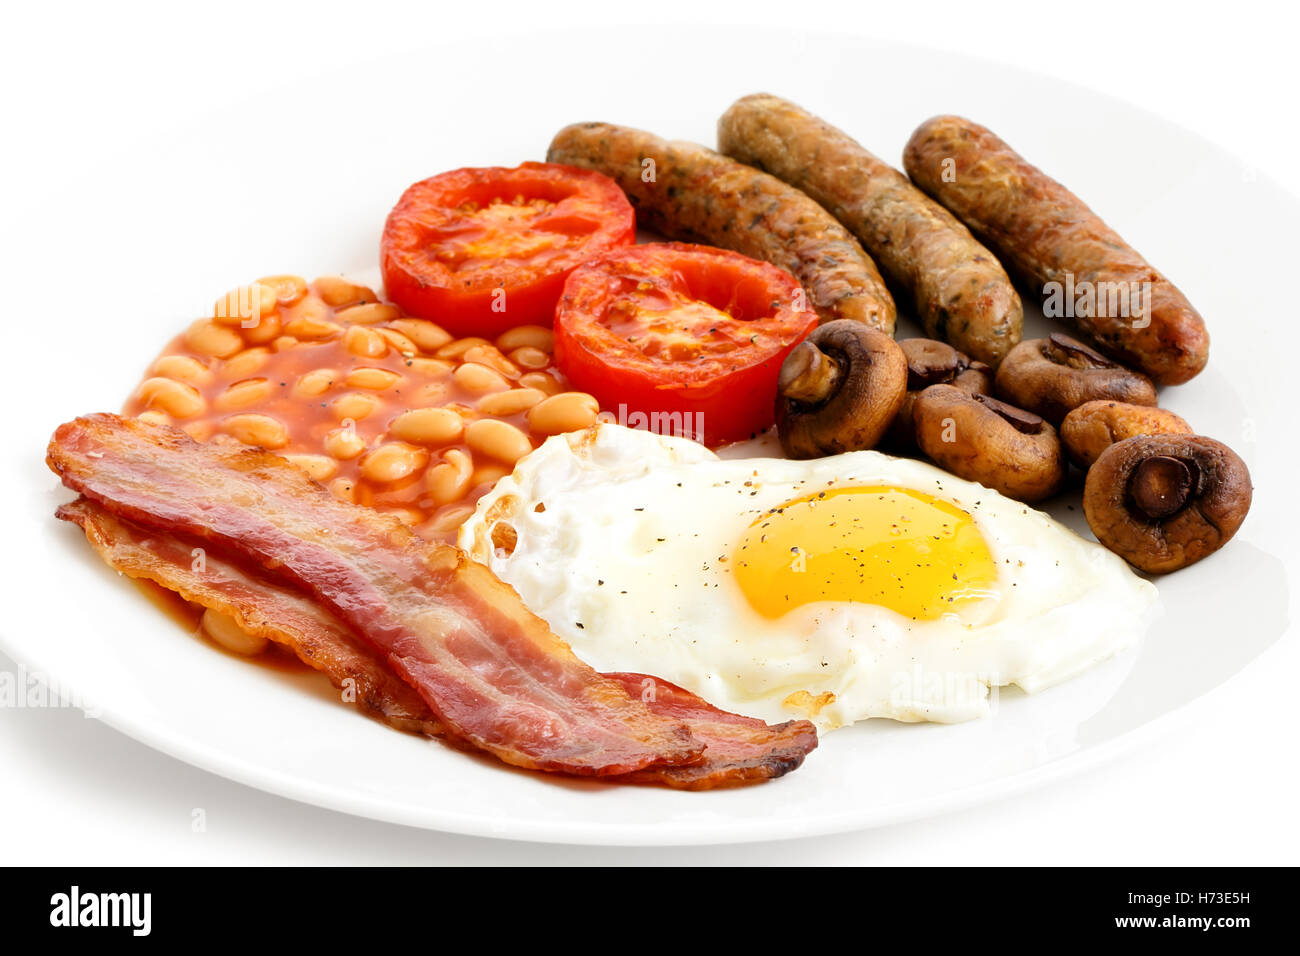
[459,424,1159,731]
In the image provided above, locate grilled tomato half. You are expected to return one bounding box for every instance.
[554,242,819,445]
[381,162,635,337]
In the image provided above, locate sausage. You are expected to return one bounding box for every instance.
[717,94,1022,366]
[546,122,896,334]
[903,115,1209,386]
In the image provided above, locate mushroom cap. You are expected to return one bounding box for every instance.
[912,384,1067,503]
[1060,400,1193,468]
[1083,434,1252,573]
[775,320,907,458]
[886,338,992,451]
[995,334,1157,425]
[901,338,964,389]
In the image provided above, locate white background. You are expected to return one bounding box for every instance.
[2,0,1295,864]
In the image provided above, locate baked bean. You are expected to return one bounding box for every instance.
[284,453,338,482]
[331,391,381,421]
[214,377,273,411]
[324,425,366,460]
[282,295,330,323]
[429,504,476,533]
[152,354,212,387]
[388,507,425,527]
[257,274,308,306]
[405,357,454,379]
[183,320,243,358]
[337,302,401,326]
[314,276,379,308]
[345,367,402,390]
[328,477,357,503]
[461,344,520,379]
[377,328,417,356]
[284,315,342,339]
[359,442,429,483]
[436,337,492,361]
[213,283,278,327]
[426,448,473,504]
[222,413,289,449]
[527,391,600,435]
[201,608,268,656]
[465,418,533,463]
[137,377,207,418]
[453,362,510,394]
[343,325,387,358]
[495,325,554,353]
[222,347,271,380]
[136,409,171,426]
[241,312,283,345]
[294,368,337,398]
[272,335,299,352]
[476,387,546,416]
[518,371,565,396]
[389,407,464,446]
[471,462,511,488]
[507,346,550,370]
[388,319,453,353]
[182,421,215,442]
[411,382,452,407]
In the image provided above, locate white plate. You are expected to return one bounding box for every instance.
[2,27,1292,845]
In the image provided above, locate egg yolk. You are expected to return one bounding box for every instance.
[733,486,998,621]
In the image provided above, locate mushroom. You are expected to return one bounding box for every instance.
[885,338,993,451]
[1083,434,1252,573]
[1060,400,1193,468]
[775,320,907,458]
[912,384,1067,502]
[994,333,1157,425]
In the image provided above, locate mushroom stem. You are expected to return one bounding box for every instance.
[1130,455,1194,518]
[779,340,843,405]
[1046,333,1116,370]
[972,392,1045,434]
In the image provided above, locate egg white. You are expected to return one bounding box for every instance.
[460,424,1160,731]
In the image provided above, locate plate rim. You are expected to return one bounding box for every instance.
[0,623,1277,845]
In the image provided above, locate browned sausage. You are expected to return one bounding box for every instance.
[717,94,1022,366]
[903,115,1209,386]
[546,122,896,333]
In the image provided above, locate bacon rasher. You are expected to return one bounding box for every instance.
[48,414,700,776]
[48,415,817,786]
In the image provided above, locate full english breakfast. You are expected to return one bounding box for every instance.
[47,94,1253,790]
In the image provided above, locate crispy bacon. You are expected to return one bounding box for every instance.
[48,414,703,776]
[48,414,818,787]
[605,674,819,790]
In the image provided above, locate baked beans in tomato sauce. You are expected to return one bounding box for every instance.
[123,275,600,544]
